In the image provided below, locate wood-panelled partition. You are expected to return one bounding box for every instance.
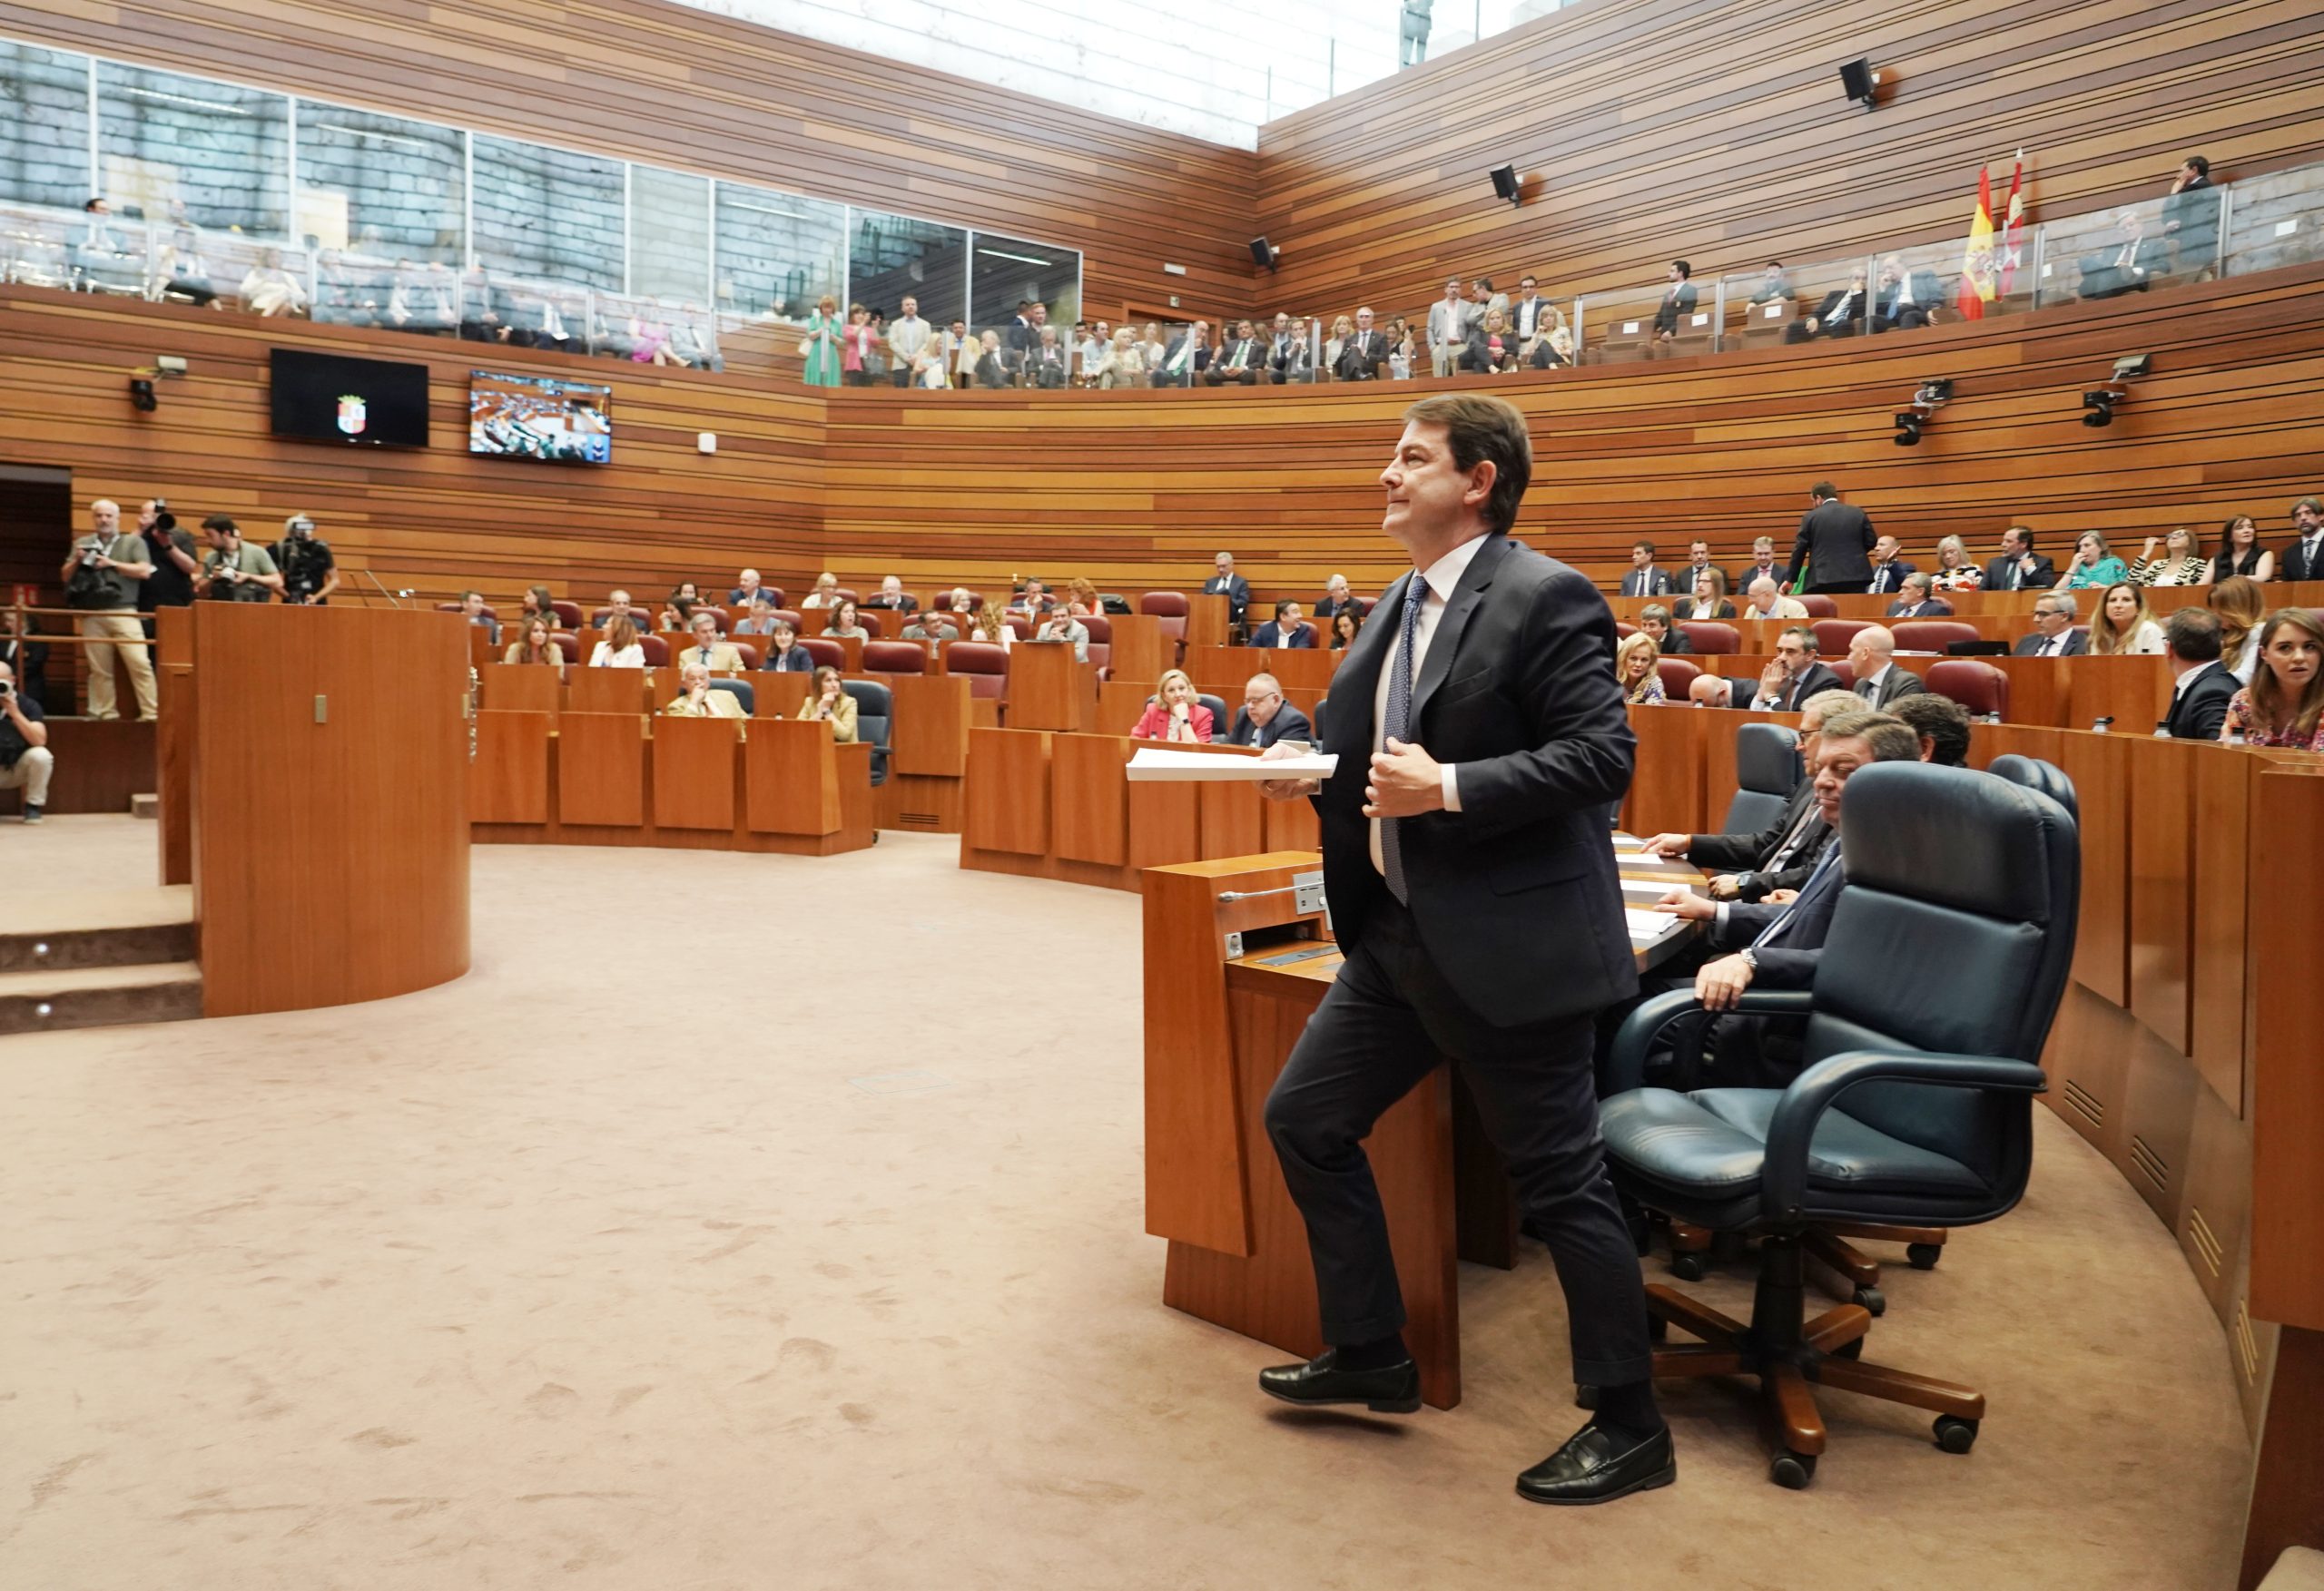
[0,0,1257,320]
[1256,0,2324,315]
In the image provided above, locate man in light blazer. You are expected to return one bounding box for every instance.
[1253,393,1670,1507]
[1426,279,1466,377]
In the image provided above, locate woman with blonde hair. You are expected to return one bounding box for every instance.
[2211,575,2268,682]
[1130,668,1213,741]
[1324,314,1354,374]
[2132,527,2208,585]
[2221,609,2324,749]
[802,571,841,610]
[2087,582,2165,656]
[1615,632,1667,704]
[970,602,1013,650]
[1097,327,1144,389]
[1931,534,1984,591]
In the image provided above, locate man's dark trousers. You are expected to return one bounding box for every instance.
[1264,895,1654,1388]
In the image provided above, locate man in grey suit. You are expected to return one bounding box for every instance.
[1784,480,1876,594]
[1253,393,1671,1506]
[1426,279,1465,377]
[1846,625,1927,708]
[2014,594,2088,657]
[1619,541,1673,597]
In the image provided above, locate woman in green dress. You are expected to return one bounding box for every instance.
[799,292,842,388]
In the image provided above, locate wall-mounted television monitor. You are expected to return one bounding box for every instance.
[468,371,613,464]
[269,349,430,447]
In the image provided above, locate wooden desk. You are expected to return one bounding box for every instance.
[1108,613,1167,686]
[1186,644,1341,694]
[481,663,562,712]
[653,713,742,831]
[1187,593,1232,651]
[568,667,651,715]
[1147,850,1704,1410]
[1007,643,1097,731]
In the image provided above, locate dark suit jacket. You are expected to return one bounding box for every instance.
[2013,629,2089,658]
[2080,239,2168,299]
[1730,564,1782,597]
[2163,662,2239,741]
[1203,574,1251,624]
[1620,566,1674,597]
[1152,337,1207,387]
[1248,620,1316,649]
[1864,558,1917,596]
[1874,273,1945,325]
[1652,280,1699,334]
[1786,499,1876,590]
[1225,701,1313,748]
[1710,848,1846,987]
[1656,629,1694,655]
[1855,667,1927,708]
[1689,783,1817,876]
[1308,534,1639,1026]
[1886,596,1955,617]
[1763,660,1845,712]
[760,645,815,673]
[2280,533,2324,584]
[1334,331,1385,380]
[1315,594,1363,623]
[974,352,1009,388]
[1808,285,1867,333]
[1984,553,2058,592]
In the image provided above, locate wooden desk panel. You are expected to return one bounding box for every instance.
[1096,681,1152,736]
[1128,781,1200,870]
[965,727,1050,855]
[2127,736,2201,1054]
[753,672,814,718]
[1052,732,1130,866]
[1108,613,1167,686]
[482,663,561,712]
[2250,769,2324,1331]
[653,714,742,831]
[1007,643,1096,732]
[1623,705,1713,836]
[1263,790,1321,852]
[888,673,973,777]
[568,667,650,715]
[2190,749,2254,1113]
[1187,645,1340,693]
[833,741,875,849]
[1186,593,1231,652]
[558,712,647,827]
[745,718,841,835]
[2068,655,2173,735]
[2051,729,2127,1005]
[1198,779,1266,860]
[475,710,552,824]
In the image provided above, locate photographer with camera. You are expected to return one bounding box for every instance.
[61,498,157,721]
[271,512,339,605]
[135,499,201,634]
[0,661,53,822]
[197,516,283,603]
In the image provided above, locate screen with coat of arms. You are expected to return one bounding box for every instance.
[467,371,613,465]
[268,349,431,447]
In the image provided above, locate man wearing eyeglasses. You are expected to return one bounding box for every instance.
[2013,594,2087,657]
[1223,673,1312,749]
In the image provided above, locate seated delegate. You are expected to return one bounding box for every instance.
[1224,673,1312,748]
[2221,609,2324,750]
[2054,532,2131,590]
[1616,633,1666,704]
[664,662,744,719]
[1249,600,1315,649]
[759,619,814,673]
[2162,609,2240,741]
[796,665,858,741]
[1641,688,1856,899]
[590,617,645,667]
[1130,668,1213,741]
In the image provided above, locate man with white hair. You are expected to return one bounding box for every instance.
[729,568,766,605]
[62,497,156,721]
[1742,575,1807,622]
[1315,572,1359,624]
[663,660,744,719]
[1846,624,1926,708]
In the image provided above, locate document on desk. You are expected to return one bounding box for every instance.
[1126,748,1340,782]
[1625,908,1686,942]
[1611,833,1649,853]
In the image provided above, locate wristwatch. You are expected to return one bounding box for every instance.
[1738,948,1759,972]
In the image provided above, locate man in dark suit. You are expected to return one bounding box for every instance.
[1748,627,1845,711]
[1871,257,1944,333]
[1003,300,1037,383]
[1784,267,1868,341]
[2162,608,2240,741]
[2013,593,2088,657]
[1151,320,1209,388]
[2080,211,2169,299]
[1254,393,1670,1505]
[1206,319,1264,386]
[1650,259,1696,344]
[2280,496,2324,584]
[2162,155,2220,272]
[1335,306,1387,380]
[1730,535,1781,597]
[1984,525,2057,592]
[1315,574,1361,624]
[1863,535,1915,596]
[1248,599,1316,649]
[1638,604,1690,654]
[1641,690,1859,899]
[1846,624,1927,708]
[1785,481,1876,594]
[1223,672,1313,748]
[1650,714,1920,1085]
[1619,541,1673,597]
[1202,552,1251,635]
[1886,572,1954,617]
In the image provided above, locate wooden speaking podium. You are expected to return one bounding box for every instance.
[1143,847,1706,1409]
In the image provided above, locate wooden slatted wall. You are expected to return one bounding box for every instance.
[0,0,1259,323]
[1255,0,2324,317]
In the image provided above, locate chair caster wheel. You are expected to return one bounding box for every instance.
[1770,1451,1817,1489]
[1670,1252,1708,1282]
[1934,1416,1978,1454]
[1906,1242,1943,1270]
[1574,1383,1599,1410]
[1853,1285,1886,1317]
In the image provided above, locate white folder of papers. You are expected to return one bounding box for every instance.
[1126,748,1339,782]
[1626,908,1686,942]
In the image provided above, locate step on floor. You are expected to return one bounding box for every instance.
[0,960,202,1037]
[0,885,196,974]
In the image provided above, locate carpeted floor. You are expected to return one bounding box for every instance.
[1,818,2250,1589]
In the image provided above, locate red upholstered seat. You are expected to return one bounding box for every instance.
[1006,618,1033,641]
[1677,621,1739,654]
[1892,620,1979,654]
[1080,615,1113,644]
[945,641,1009,698]
[549,601,583,629]
[1139,591,1189,617]
[591,606,652,629]
[637,633,671,666]
[1615,622,1639,640]
[1654,657,1701,697]
[1798,594,1840,618]
[834,587,860,604]
[1926,660,2008,718]
[548,632,581,663]
[437,602,498,620]
[725,640,761,670]
[853,609,888,638]
[1813,619,1873,656]
[771,609,804,633]
[1821,659,1856,689]
[798,638,844,671]
[862,640,927,673]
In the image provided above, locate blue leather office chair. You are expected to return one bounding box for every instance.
[1599,762,2080,1487]
[705,678,754,715]
[841,679,891,787]
[1724,723,1801,836]
[1987,753,2078,824]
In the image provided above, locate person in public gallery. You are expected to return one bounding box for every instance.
[2210,515,2273,584]
[799,294,842,388]
[1252,393,1670,1506]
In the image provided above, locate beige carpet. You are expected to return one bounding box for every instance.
[1,818,2250,1589]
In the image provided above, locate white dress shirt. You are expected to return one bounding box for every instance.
[1367,534,1487,875]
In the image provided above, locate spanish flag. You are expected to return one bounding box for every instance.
[1958,166,1997,320]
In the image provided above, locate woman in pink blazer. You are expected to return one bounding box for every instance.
[1129,667,1214,742]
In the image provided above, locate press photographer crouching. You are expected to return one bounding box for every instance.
[0,661,53,824]
[198,516,284,602]
[271,512,339,605]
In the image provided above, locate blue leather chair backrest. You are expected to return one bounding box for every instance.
[706,678,754,715]
[841,678,892,786]
[1724,722,1801,835]
[1985,754,2079,826]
